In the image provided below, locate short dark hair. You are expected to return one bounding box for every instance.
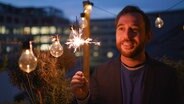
[115,5,151,34]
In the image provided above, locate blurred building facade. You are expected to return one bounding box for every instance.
[0,2,184,103]
[0,2,184,70]
[0,2,71,72]
[0,2,70,55]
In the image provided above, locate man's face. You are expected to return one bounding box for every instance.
[116,13,149,58]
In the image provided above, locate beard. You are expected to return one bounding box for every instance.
[116,39,145,58]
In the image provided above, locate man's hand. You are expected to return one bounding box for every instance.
[70,71,89,100]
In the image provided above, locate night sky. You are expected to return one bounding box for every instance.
[0,0,184,21]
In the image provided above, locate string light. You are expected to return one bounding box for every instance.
[155,15,164,28]
[80,13,88,28]
[18,41,37,73]
[93,5,116,17]
[155,0,184,28]
[49,35,63,58]
[83,0,93,13]
[165,0,184,11]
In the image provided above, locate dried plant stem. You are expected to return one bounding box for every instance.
[23,83,35,104]
[26,74,36,104]
[52,86,56,104]
[37,89,43,104]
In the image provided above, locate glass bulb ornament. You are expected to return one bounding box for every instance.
[19,41,37,73]
[155,16,164,28]
[80,13,88,28]
[50,35,63,58]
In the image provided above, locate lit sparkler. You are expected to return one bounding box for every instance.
[65,26,100,53]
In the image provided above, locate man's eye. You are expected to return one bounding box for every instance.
[118,27,124,31]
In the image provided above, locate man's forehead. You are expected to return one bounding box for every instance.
[118,13,144,25]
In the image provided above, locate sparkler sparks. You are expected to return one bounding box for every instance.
[65,26,100,52]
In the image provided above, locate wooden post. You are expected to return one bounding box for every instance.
[82,1,92,80]
[83,12,90,80]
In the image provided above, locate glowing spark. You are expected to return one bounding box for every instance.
[65,27,100,52]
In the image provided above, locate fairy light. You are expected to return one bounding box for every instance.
[18,41,37,73]
[80,13,88,28]
[49,35,63,58]
[155,15,164,28]
[83,1,93,13]
[155,0,184,28]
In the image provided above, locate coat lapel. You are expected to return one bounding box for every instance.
[142,58,156,104]
[111,58,123,104]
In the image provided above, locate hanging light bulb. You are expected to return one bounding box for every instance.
[19,41,37,73]
[50,35,63,58]
[155,15,164,28]
[83,1,93,13]
[79,13,88,28]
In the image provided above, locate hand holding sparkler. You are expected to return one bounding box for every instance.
[70,71,89,100]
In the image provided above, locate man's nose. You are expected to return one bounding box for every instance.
[124,28,134,39]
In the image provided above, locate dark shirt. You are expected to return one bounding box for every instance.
[121,63,145,104]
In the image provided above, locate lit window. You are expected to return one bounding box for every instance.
[107,51,113,58]
[40,36,50,43]
[13,28,22,34]
[63,28,70,34]
[93,46,99,50]
[31,27,40,35]
[93,51,99,57]
[13,28,17,34]
[40,44,50,50]
[6,46,11,52]
[18,28,23,34]
[57,28,62,33]
[50,26,56,34]
[33,36,41,43]
[23,27,31,34]
[41,26,49,34]
[75,51,82,57]
[6,29,10,34]
[0,26,6,34]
